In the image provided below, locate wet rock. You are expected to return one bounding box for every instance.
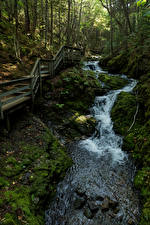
[73,196,85,209]
[108,211,116,218]
[87,200,99,212]
[75,187,85,197]
[109,199,119,209]
[101,197,110,212]
[84,207,93,219]
[128,218,135,225]
[95,195,104,201]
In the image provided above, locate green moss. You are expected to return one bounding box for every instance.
[106,52,128,73]
[111,92,137,135]
[1,213,17,225]
[99,73,128,90]
[0,177,9,187]
[0,126,72,225]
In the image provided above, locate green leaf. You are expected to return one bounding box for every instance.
[18,0,24,7]
[144,11,150,17]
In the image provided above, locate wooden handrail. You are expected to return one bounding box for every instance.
[0,45,82,121]
[0,77,31,87]
[30,58,40,77]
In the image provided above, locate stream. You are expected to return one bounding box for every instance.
[45,61,140,225]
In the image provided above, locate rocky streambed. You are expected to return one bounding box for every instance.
[45,62,140,225]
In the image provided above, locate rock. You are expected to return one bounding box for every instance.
[84,207,93,219]
[88,200,99,212]
[73,196,85,209]
[101,197,110,212]
[128,218,135,225]
[109,199,119,209]
[75,187,85,197]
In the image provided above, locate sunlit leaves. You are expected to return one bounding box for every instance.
[137,0,146,7]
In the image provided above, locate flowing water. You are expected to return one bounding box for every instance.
[45,62,140,225]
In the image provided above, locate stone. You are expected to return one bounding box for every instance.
[101,197,110,212]
[88,200,99,212]
[128,218,135,225]
[84,207,93,219]
[109,199,119,209]
[73,196,85,209]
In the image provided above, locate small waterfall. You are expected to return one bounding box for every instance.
[80,64,137,163]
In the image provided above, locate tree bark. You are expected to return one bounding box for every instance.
[66,0,71,45]
[0,0,2,20]
[120,0,132,33]
[45,0,48,48]
[23,0,30,33]
[32,0,37,33]
[14,0,18,36]
[110,14,113,55]
[40,0,44,39]
[50,0,53,45]
[58,2,61,46]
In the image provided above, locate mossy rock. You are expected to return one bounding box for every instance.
[99,73,129,90]
[106,52,128,73]
[111,92,137,135]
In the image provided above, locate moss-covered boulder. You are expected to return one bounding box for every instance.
[111,92,137,135]
[99,73,129,90]
[36,66,103,142]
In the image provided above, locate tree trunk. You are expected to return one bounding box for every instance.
[45,0,48,48]
[50,0,53,45]
[32,0,37,34]
[120,0,132,33]
[66,0,71,45]
[23,0,30,33]
[14,0,18,36]
[0,0,2,21]
[40,0,44,39]
[58,2,61,46]
[110,14,113,55]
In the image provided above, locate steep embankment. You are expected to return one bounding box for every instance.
[100,53,150,225]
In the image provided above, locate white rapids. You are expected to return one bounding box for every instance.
[80,61,137,163]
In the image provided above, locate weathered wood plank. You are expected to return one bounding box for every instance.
[0,77,31,87]
[2,91,31,106]
[2,96,31,111]
[0,85,30,98]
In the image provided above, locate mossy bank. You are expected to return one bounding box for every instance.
[0,115,72,225]
[111,82,150,225]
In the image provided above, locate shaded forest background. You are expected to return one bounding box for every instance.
[0,0,149,81]
[0,1,150,225]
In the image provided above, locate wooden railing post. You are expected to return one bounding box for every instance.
[39,60,42,96]
[0,99,4,119]
[62,46,65,64]
[30,78,34,104]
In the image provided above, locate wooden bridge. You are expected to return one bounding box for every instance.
[0,46,82,126]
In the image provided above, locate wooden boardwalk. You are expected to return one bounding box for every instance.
[0,46,82,124]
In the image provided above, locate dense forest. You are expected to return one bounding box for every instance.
[0,0,149,66]
[0,0,150,225]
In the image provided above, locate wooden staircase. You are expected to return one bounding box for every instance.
[0,46,82,123]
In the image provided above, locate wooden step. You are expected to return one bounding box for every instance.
[2,96,31,111]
